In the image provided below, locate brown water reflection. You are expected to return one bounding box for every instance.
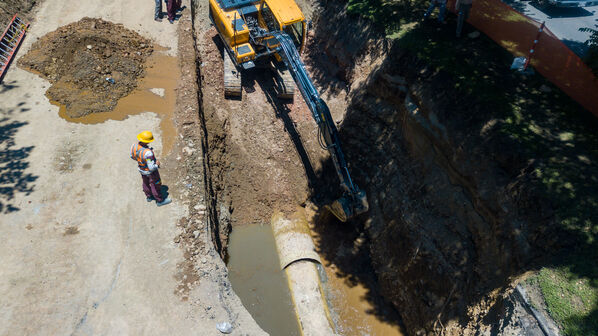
[50,51,179,155]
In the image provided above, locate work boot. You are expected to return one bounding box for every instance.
[157,197,172,207]
[146,196,155,202]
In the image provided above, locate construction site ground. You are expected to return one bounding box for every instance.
[3,0,597,334]
[1,0,406,333]
[0,0,265,334]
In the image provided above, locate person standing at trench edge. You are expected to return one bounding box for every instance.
[154,0,164,22]
[165,0,181,24]
[154,0,182,23]
[422,0,447,24]
[456,0,474,37]
[130,131,172,206]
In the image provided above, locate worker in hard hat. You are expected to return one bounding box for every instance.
[130,131,172,206]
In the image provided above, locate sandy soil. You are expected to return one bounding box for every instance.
[0,0,264,335]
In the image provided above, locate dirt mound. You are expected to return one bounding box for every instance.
[18,17,153,118]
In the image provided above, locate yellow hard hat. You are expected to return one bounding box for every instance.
[137,131,155,143]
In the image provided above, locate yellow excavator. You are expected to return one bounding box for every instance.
[209,0,368,221]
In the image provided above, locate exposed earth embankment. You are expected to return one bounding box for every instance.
[306,0,598,334]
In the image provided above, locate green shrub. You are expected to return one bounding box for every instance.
[580,25,598,76]
[346,0,427,34]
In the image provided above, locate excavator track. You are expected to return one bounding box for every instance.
[223,49,242,97]
[276,64,295,100]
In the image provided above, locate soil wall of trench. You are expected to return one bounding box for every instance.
[313,8,595,336]
[338,58,545,335]
[305,2,580,335]
[190,0,585,334]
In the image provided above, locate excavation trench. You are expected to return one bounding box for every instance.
[191,1,406,332]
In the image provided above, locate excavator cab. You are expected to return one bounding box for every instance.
[258,0,306,51]
[209,0,306,67]
[282,20,305,50]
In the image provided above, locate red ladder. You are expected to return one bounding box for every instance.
[0,14,30,81]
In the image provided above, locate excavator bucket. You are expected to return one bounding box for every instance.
[326,190,369,222]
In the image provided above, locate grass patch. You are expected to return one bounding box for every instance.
[530,267,598,336]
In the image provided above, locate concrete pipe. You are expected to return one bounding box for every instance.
[271,209,337,336]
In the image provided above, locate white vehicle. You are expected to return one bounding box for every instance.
[544,0,598,7]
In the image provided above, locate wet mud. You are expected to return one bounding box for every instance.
[51,52,180,154]
[310,210,406,336]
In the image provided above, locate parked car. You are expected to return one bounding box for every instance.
[540,0,598,7]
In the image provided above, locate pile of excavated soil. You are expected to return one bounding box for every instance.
[18,17,153,118]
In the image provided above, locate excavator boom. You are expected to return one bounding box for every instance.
[209,0,368,221]
[271,32,368,221]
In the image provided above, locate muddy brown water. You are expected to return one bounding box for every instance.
[321,256,406,336]
[227,223,301,336]
[48,51,179,155]
[310,211,406,335]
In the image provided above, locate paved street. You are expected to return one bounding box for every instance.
[504,0,598,56]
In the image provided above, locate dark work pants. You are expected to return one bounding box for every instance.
[166,0,179,21]
[456,4,472,37]
[141,170,164,202]
[154,0,162,19]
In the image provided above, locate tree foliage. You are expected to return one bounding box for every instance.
[580,25,598,76]
[346,0,426,34]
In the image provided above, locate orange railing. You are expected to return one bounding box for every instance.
[448,0,598,116]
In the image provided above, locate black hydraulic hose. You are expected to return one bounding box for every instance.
[271,32,359,195]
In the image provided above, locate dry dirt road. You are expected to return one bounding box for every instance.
[0,0,264,335]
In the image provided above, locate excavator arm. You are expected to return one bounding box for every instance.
[271,32,368,221]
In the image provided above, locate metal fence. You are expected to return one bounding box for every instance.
[448,0,598,116]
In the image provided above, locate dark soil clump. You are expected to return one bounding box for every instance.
[18,17,153,118]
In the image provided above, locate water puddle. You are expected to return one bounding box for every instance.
[310,212,406,336]
[321,258,406,336]
[227,224,301,336]
[49,50,179,155]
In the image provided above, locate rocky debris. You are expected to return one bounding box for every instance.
[170,7,212,300]
[150,87,165,97]
[18,17,153,118]
[468,31,481,39]
[539,84,552,93]
[216,321,233,334]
